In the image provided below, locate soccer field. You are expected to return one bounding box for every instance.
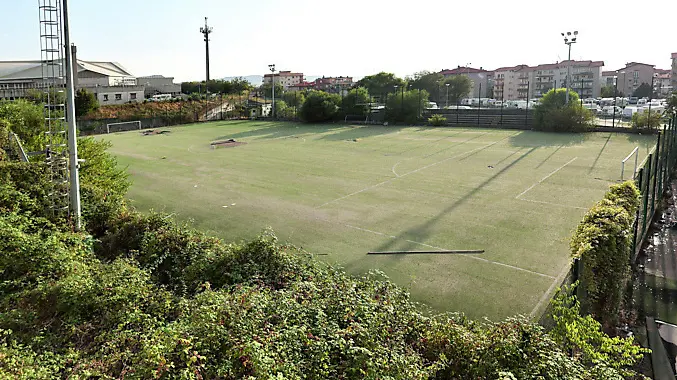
[103,121,656,320]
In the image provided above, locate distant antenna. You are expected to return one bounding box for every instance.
[199,17,213,83]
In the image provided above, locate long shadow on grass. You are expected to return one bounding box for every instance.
[213,122,343,141]
[508,131,589,148]
[364,146,538,257]
[319,125,405,142]
[588,133,612,174]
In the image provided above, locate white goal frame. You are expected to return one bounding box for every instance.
[106,120,142,134]
[621,146,639,180]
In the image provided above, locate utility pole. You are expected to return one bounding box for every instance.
[200,17,213,82]
[62,0,81,231]
[268,64,276,118]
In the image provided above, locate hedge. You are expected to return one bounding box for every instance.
[570,182,640,327]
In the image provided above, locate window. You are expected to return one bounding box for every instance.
[115,94,122,101]
[633,71,639,78]
[103,94,109,101]
[130,93,137,100]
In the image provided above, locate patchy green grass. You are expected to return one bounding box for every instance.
[103,121,655,320]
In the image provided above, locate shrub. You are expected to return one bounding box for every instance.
[300,90,341,122]
[385,89,429,124]
[533,89,593,132]
[428,114,447,126]
[631,109,662,131]
[570,181,639,327]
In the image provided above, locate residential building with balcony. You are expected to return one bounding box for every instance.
[312,76,353,94]
[610,62,656,97]
[263,70,304,90]
[440,66,493,99]
[493,65,529,100]
[602,71,616,88]
[530,60,603,99]
[654,69,672,97]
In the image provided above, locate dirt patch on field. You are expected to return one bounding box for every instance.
[211,139,247,148]
[142,129,171,136]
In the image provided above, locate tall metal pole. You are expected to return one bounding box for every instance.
[269,64,276,118]
[566,43,572,104]
[649,75,655,129]
[200,18,213,83]
[477,83,481,125]
[62,0,81,231]
[613,75,618,128]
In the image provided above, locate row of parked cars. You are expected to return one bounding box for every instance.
[582,97,669,118]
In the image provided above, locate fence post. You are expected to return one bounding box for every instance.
[642,153,653,236]
[657,131,666,199]
[651,135,661,217]
[632,168,644,257]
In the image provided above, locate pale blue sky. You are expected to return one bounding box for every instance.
[1,0,676,82]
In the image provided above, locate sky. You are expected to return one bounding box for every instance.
[1,0,676,83]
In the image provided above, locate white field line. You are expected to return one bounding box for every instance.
[515,157,578,200]
[319,140,506,209]
[391,162,402,177]
[321,218,554,279]
[529,261,575,318]
[518,198,588,210]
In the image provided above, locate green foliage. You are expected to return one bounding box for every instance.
[341,87,370,117]
[570,182,640,327]
[428,114,447,126]
[385,89,429,123]
[356,72,406,98]
[282,91,305,108]
[260,82,285,99]
[632,83,652,98]
[182,78,253,95]
[533,88,593,132]
[300,90,341,122]
[549,283,650,376]
[0,99,46,153]
[408,71,445,103]
[441,76,473,105]
[273,100,294,119]
[666,92,677,116]
[74,88,99,117]
[601,85,623,98]
[631,109,662,131]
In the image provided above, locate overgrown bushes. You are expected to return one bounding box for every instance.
[570,181,640,327]
[631,109,662,131]
[533,89,593,132]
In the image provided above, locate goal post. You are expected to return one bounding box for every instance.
[621,146,639,181]
[106,120,142,134]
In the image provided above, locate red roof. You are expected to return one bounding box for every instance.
[623,62,655,68]
[264,71,303,78]
[494,64,530,72]
[672,52,677,59]
[290,81,315,88]
[655,68,671,74]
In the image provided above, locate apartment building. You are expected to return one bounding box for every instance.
[654,69,672,97]
[440,66,493,98]
[493,65,530,100]
[530,60,604,99]
[262,70,304,90]
[612,62,655,97]
[602,71,616,88]
[312,76,353,93]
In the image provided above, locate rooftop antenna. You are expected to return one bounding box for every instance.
[200,17,213,83]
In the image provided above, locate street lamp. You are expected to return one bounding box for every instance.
[561,30,578,104]
[268,64,276,118]
[648,73,658,129]
[612,74,618,128]
[393,85,399,120]
[445,83,450,109]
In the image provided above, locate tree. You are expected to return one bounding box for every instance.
[356,72,406,99]
[631,109,662,131]
[632,82,652,98]
[666,92,677,116]
[0,99,46,153]
[407,71,444,103]
[229,77,253,93]
[273,100,294,119]
[299,90,341,122]
[385,89,429,123]
[74,89,99,117]
[441,76,472,106]
[341,87,370,117]
[282,91,305,109]
[533,88,593,132]
[260,82,284,99]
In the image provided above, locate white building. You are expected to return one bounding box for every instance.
[493,65,530,100]
[0,54,144,105]
[138,75,182,98]
[263,70,304,90]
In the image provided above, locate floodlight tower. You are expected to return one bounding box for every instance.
[200,17,213,83]
[269,64,276,118]
[561,30,578,104]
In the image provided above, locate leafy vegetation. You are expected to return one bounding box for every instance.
[355,72,406,98]
[74,88,100,117]
[428,114,447,126]
[533,88,593,132]
[385,89,429,123]
[441,75,473,105]
[299,90,341,122]
[570,182,640,328]
[340,87,370,117]
[631,109,662,131]
[632,83,652,98]
[0,103,650,378]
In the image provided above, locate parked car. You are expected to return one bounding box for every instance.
[629,97,638,105]
[427,102,439,110]
[583,103,601,114]
[601,106,623,116]
[622,106,639,118]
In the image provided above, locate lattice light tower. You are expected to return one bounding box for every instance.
[38,0,81,230]
[200,17,213,83]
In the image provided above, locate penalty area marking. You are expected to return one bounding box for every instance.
[515,157,578,200]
